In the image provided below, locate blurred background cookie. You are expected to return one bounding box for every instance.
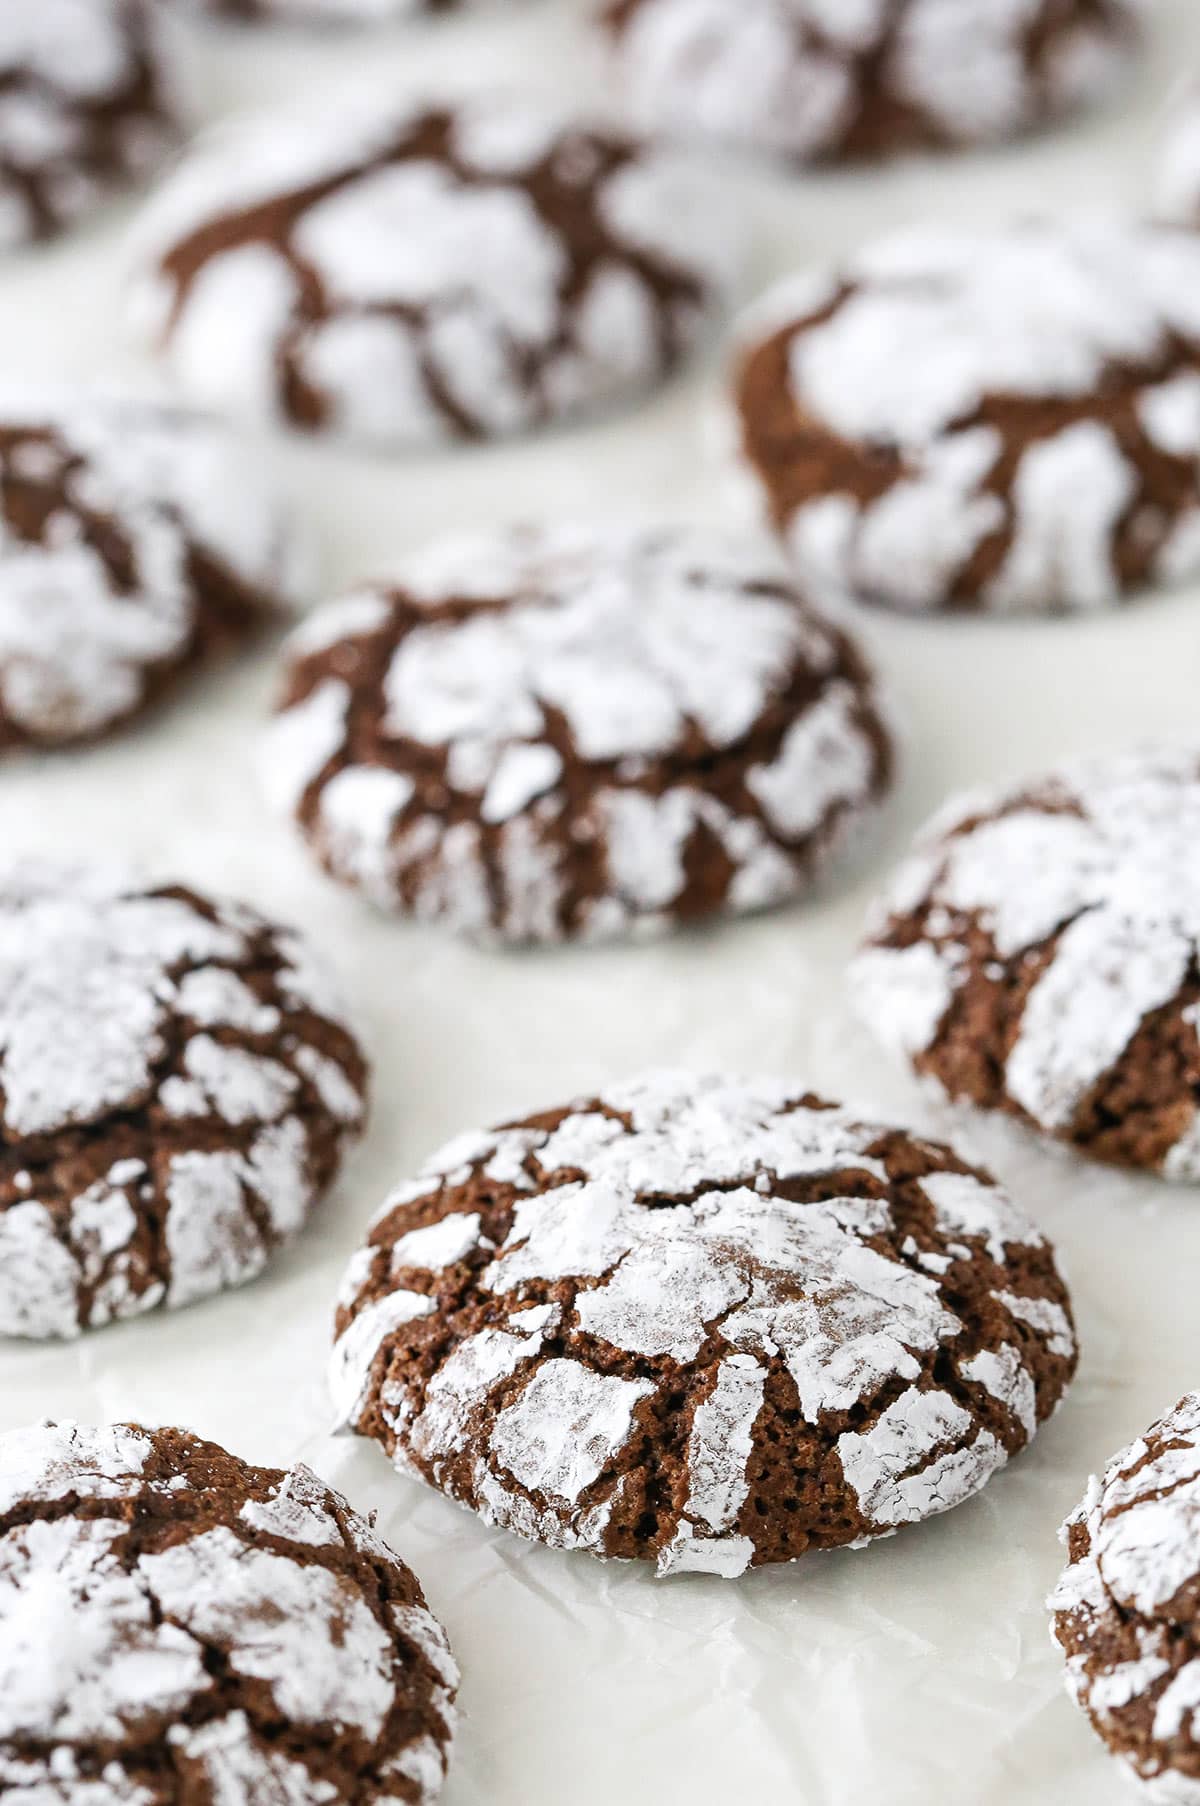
[0,0,180,248]
[0,391,303,749]
[599,0,1146,164]
[128,94,741,446]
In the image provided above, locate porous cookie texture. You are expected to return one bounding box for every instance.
[850,747,1200,1180]
[0,1420,458,1804]
[1049,1393,1200,1803]
[330,1070,1076,1576]
[0,392,303,749]
[601,0,1144,163]
[731,220,1200,615]
[0,0,179,248]
[128,95,739,447]
[0,862,367,1340]
[262,524,896,944]
[1156,91,1200,226]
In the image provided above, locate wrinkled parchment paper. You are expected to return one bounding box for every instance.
[2,4,1199,1799]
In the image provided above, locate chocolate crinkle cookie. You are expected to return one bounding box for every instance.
[0,1420,458,1805]
[127,94,740,446]
[0,0,179,249]
[1049,1392,1200,1803]
[731,220,1200,615]
[600,0,1144,163]
[851,746,1200,1180]
[0,861,367,1340]
[330,1070,1076,1577]
[0,391,303,749]
[262,524,896,944]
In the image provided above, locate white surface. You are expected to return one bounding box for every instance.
[1,5,1199,1804]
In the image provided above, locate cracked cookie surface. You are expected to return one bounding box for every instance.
[128,94,739,446]
[0,1420,457,1805]
[262,523,895,943]
[731,220,1200,614]
[601,0,1144,163]
[851,746,1200,1180]
[0,0,179,248]
[1050,1392,1200,1804]
[0,391,303,749]
[0,861,367,1339]
[331,1069,1075,1576]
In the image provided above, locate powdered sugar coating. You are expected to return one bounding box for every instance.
[0,391,304,748]
[733,219,1200,614]
[602,0,1143,164]
[852,746,1200,1179]
[265,523,895,944]
[0,862,367,1339]
[1156,90,1200,227]
[1049,1394,1200,1801]
[0,0,179,248]
[193,0,499,19]
[128,93,740,447]
[0,1422,457,1805]
[332,1069,1075,1575]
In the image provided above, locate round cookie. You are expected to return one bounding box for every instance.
[731,220,1200,615]
[0,1,179,249]
[0,861,367,1340]
[128,95,740,447]
[850,747,1200,1180]
[0,391,304,749]
[330,1069,1077,1576]
[261,523,896,944]
[0,1420,458,1804]
[1049,1392,1200,1802]
[600,0,1144,164]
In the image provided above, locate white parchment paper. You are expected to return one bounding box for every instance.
[2,3,1199,1800]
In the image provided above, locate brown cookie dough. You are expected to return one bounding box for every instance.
[851,747,1200,1180]
[128,94,740,446]
[331,1070,1076,1576]
[0,391,304,749]
[0,1,179,248]
[600,0,1145,164]
[261,523,896,944]
[0,1420,458,1805]
[1049,1392,1200,1803]
[731,220,1200,614]
[0,861,368,1340]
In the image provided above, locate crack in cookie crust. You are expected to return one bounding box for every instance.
[851,746,1200,1179]
[732,220,1200,614]
[0,861,368,1339]
[0,1421,457,1806]
[331,1070,1075,1576]
[601,0,1144,164]
[263,523,896,944]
